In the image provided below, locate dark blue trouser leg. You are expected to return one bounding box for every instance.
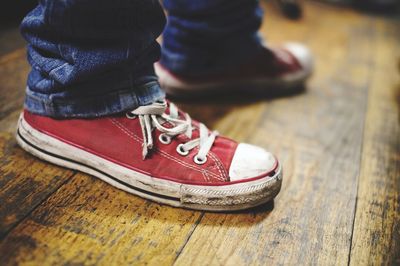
[21,0,166,118]
[161,0,264,76]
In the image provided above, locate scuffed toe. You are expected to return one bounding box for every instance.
[229,143,277,181]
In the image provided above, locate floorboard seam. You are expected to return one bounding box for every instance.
[0,171,77,241]
[172,212,205,265]
[347,187,359,266]
[347,18,376,266]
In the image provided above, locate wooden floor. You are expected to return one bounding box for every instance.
[0,2,399,265]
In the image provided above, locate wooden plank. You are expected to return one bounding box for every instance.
[0,133,74,239]
[349,20,400,265]
[0,48,29,129]
[173,3,377,265]
[0,172,203,265]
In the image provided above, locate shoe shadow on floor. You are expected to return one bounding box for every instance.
[142,199,276,228]
[169,84,306,104]
[230,199,275,214]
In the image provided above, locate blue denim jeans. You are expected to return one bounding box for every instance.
[21,0,263,118]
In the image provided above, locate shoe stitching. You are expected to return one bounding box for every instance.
[109,118,225,181]
[202,171,211,182]
[208,152,228,181]
[110,118,214,181]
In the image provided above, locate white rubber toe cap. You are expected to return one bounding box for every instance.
[229,143,277,181]
[284,42,314,75]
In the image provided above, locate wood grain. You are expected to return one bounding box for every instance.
[0,133,74,239]
[0,172,203,265]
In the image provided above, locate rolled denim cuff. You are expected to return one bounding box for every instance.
[24,81,165,118]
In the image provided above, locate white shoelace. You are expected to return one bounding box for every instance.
[126,101,218,163]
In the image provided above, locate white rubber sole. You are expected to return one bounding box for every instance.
[155,63,311,98]
[16,114,282,211]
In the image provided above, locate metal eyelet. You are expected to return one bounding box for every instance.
[176,144,189,156]
[126,112,136,119]
[193,155,207,165]
[158,134,171,145]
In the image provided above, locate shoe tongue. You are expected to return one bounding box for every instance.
[131,101,167,116]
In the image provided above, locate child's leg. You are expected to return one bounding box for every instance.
[161,0,263,76]
[21,0,166,118]
[17,0,283,211]
[157,0,313,97]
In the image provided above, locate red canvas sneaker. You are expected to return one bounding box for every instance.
[16,101,282,211]
[155,42,313,97]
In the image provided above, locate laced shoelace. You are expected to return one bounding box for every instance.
[126,101,218,164]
